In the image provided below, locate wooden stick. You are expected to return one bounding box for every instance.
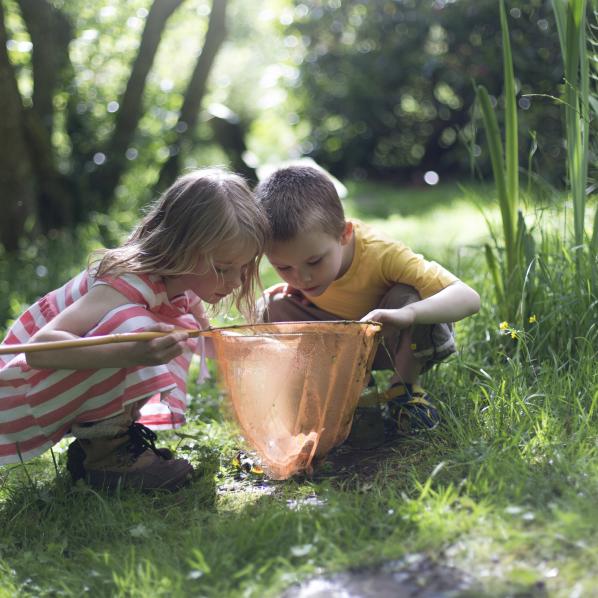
[0,328,212,355]
[0,321,380,356]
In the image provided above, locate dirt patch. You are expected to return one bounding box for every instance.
[220,434,424,488]
[312,440,407,479]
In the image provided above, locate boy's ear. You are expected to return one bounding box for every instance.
[340,221,353,245]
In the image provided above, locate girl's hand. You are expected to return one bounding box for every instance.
[129,323,189,366]
[360,306,416,330]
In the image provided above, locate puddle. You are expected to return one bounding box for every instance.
[217,480,275,496]
[286,494,326,511]
[281,553,479,597]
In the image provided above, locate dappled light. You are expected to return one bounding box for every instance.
[1,0,597,596]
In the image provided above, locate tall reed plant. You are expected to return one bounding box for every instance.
[591,1,598,256]
[476,0,535,323]
[551,0,591,261]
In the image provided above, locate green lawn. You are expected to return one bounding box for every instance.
[1,182,597,597]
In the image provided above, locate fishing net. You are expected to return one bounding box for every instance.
[209,321,382,479]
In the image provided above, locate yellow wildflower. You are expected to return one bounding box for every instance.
[510,330,518,339]
[528,314,537,324]
[499,321,509,331]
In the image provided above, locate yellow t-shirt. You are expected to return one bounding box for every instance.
[309,220,458,320]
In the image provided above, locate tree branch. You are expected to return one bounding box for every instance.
[156,0,228,191]
[0,1,36,251]
[208,108,257,184]
[91,0,185,209]
[17,0,72,138]
[16,0,77,231]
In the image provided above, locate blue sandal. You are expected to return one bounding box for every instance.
[381,383,440,436]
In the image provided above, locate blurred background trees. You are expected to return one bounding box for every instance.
[288,0,565,182]
[0,0,593,253]
[0,0,230,251]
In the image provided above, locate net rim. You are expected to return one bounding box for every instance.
[211,320,382,338]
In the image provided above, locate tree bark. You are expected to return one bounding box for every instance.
[0,1,36,251]
[17,0,75,231]
[156,0,228,192]
[17,0,72,138]
[208,111,257,184]
[91,0,185,209]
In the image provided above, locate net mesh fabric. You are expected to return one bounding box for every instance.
[210,321,381,479]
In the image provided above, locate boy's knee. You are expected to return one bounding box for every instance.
[256,292,298,323]
[258,299,284,323]
[378,284,420,310]
[256,295,269,323]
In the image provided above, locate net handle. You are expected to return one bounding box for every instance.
[0,328,211,355]
[0,320,382,355]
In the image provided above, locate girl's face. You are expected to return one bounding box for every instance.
[165,241,257,303]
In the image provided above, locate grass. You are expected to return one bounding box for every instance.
[1,182,598,596]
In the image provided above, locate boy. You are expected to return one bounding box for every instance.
[255,165,480,446]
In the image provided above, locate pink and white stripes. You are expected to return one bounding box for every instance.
[0,271,202,465]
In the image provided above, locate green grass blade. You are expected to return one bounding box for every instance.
[500,0,519,219]
[476,85,515,284]
[484,243,505,309]
[552,0,589,253]
[592,204,598,255]
[552,0,568,61]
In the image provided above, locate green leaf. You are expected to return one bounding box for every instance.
[500,0,519,217]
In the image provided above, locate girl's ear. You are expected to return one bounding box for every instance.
[340,221,353,245]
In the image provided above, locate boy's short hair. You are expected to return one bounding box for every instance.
[255,165,346,241]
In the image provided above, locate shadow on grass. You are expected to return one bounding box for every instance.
[0,453,220,594]
[0,427,586,597]
[311,436,424,481]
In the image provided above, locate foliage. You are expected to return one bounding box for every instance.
[1,182,598,596]
[551,0,592,264]
[0,0,228,251]
[476,0,597,327]
[0,232,92,332]
[476,0,535,323]
[285,0,565,183]
[1,2,598,590]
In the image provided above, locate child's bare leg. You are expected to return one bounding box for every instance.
[349,284,453,445]
[389,326,423,385]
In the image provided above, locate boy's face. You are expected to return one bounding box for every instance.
[266,223,353,297]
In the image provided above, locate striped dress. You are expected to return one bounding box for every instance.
[0,270,206,465]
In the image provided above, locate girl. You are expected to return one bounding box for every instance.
[0,168,269,491]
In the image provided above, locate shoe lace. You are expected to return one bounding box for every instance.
[126,422,164,460]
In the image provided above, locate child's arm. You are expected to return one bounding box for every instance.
[361,280,480,329]
[26,285,189,370]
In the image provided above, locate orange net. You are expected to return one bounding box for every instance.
[209,321,382,479]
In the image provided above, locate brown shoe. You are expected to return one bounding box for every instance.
[67,423,193,491]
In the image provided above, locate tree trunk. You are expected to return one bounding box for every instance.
[17,0,72,139]
[17,0,79,231]
[156,0,228,192]
[1,0,225,248]
[90,0,185,210]
[208,110,257,184]
[0,1,36,251]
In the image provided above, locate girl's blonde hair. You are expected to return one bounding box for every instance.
[93,168,269,319]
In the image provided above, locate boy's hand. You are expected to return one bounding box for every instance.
[266,283,303,297]
[360,306,416,330]
[129,323,189,366]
